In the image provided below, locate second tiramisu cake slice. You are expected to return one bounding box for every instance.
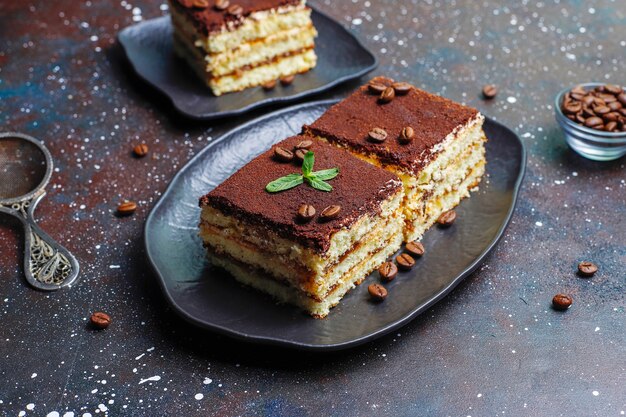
[304,76,487,242]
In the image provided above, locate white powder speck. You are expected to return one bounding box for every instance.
[352,18,362,25]
[194,393,204,400]
[98,404,107,412]
[26,404,35,410]
[83,413,93,417]
[63,413,75,417]
[47,413,60,417]
[135,353,145,360]
[477,393,482,398]
[595,327,600,332]
[507,96,517,103]
[203,378,212,385]
[139,375,161,384]
[592,390,599,396]
[147,347,155,352]
[31,373,37,378]
[19,412,26,417]
[91,388,98,394]
[535,221,543,227]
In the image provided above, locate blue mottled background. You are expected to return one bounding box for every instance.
[0,0,624,416]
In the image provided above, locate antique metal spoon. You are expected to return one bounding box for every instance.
[0,132,79,290]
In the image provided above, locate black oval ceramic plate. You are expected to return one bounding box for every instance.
[144,100,526,351]
[118,11,377,120]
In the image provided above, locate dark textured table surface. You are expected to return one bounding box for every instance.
[1,1,625,416]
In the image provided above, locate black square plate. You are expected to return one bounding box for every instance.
[144,100,526,351]
[118,11,377,120]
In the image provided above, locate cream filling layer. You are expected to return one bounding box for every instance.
[207,230,403,318]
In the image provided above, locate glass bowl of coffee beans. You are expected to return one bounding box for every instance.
[555,83,626,161]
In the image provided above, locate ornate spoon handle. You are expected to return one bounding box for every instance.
[0,192,79,290]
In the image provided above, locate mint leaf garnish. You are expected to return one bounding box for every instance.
[302,151,314,177]
[309,168,339,181]
[307,176,333,192]
[265,150,338,193]
[265,173,303,193]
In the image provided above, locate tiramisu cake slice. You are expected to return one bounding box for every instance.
[304,76,487,242]
[199,136,404,317]
[168,0,317,96]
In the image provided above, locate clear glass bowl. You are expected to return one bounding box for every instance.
[555,83,626,161]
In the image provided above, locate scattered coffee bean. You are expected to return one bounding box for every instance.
[578,261,598,277]
[274,146,294,162]
[437,210,457,227]
[379,86,395,103]
[368,81,387,94]
[297,204,316,222]
[262,79,276,90]
[396,253,416,271]
[392,82,412,95]
[552,293,573,311]
[294,148,308,163]
[294,139,313,150]
[482,84,497,99]
[368,127,388,143]
[192,0,209,7]
[90,311,111,329]
[320,205,341,221]
[399,126,414,144]
[227,4,243,16]
[368,283,388,301]
[405,241,425,257]
[214,0,230,10]
[117,201,137,216]
[378,262,398,282]
[133,143,149,157]
[280,75,295,86]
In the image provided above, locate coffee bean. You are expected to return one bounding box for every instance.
[399,126,414,144]
[593,105,610,115]
[584,116,604,128]
[552,294,573,311]
[368,82,387,94]
[227,4,243,16]
[608,101,623,111]
[582,106,596,117]
[598,93,617,103]
[396,253,415,270]
[90,311,111,329]
[595,85,605,93]
[379,87,395,103]
[578,261,598,277]
[368,127,388,143]
[297,204,315,222]
[274,146,294,162]
[294,148,308,163]
[320,205,341,221]
[294,139,313,150]
[605,121,618,132]
[582,95,595,106]
[563,101,582,114]
[280,75,295,86]
[575,112,586,124]
[618,93,626,105]
[570,93,585,101]
[620,108,626,117]
[214,0,230,10]
[405,241,425,257]
[133,143,149,157]
[378,262,398,282]
[482,84,497,99]
[368,283,388,301]
[262,79,276,90]
[192,0,209,7]
[604,84,622,94]
[437,210,457,226]
[570,85,586,96]
[392,82,412,95]
[117,201,137,216]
